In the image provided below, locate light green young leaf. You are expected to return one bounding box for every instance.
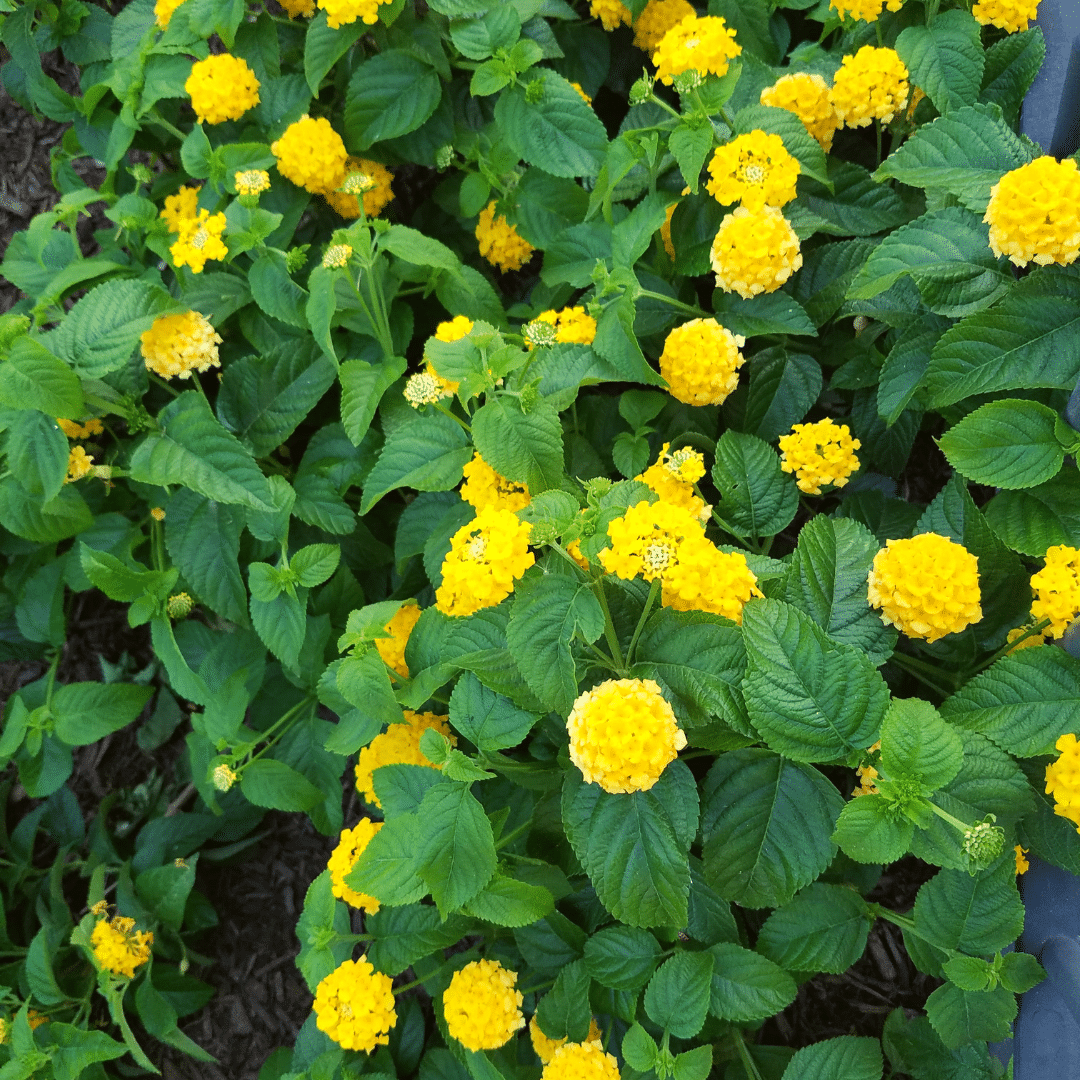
[622,1024,659,1074]
[291,543,341,588]
[832,794,915,865]
[249,586,307,670]
[240,758,323,811]
[0,337,83,417]
[79,546,176,605]
[295,870,353,991]
[880,698,964,790]
[925,982,1016,1049]
[472,395,564,493]
[7,411,67,501]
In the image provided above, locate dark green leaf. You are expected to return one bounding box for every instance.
[756,883,870,975]
[706,942,797,1023]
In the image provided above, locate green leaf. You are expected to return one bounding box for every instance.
[926,267,1080,408]
[833,793,915,864]
[366,905,471,977]
[249,586,307,670]
[6,411,67,501]
[938,398,1064,489]
[895,11,985,115]
[984,474,1080,556]
[780,1037,883,1080]
[52,682,153,745]
[913,859,1023,955]
[877,314,952,426]
[38,1023,127,1080]
[471,395,564,493]
[644,951,714,1039]
[291,543,341,588]
[508,169,589,248]
[979,27,1044,123]
[669,119,713,194]
[130,392,274,511]
[417,783,498,916]
[249,252,308,328]
[848,207,1010,317]
[448,671,538,751]
[756,883,870,975]
[79,546,175,605]
[562,760,697,928]
[136,857,196,931]
[706,942,797,1023]
[941,954,994,992]
[0,480,92,543]
[881,698,963,789]
[506,572,604,715]
[784,515,897,664]
[873,102,1033,213]
[295,870,353,991]
[340,356,407,446]
[360,413,471,513]
[348,812,427,906]
[792,161,910,239]
[730,348,822,442]
[0,337,83,417]
[622,1024,660,1074]
[304,10,363,95]
[940,647,1080,756]
[536,960,592,1041]
[56,279,177,379]
[925,982,1017,1049]
[462,874,554,927]
[997,950,1045,994]
[494,73,608,178]
[711,431,798,540]
[343,50,441,150]
[712,291,817,339]
[383,225,461,272]
[240,758,323,811]
[701,748,843,908]
[451,6,520,59]
[134,964,215,1062]
[164,490,246,624]
[673,1045,713,1080]
[741,599,889,762]
[584,926,661,990]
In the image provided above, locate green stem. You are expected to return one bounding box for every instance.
[927,801,975,837]
[964,618,1052,679]
[582,639,619,672]
[148,373,180,398]
[888,652,954,697]
[240,698,315,767]
[44,652,61,711]
[732,1030,764,1080]
[869,903,956,957]
[495,817,534,851]
[519,978,555,996]
[147,110,187,142]
[434,403,471,433]
[717,103,735,129]
[648,93,682,120]
[638,289,711,319]
[626,577,660,667]
[394,956,469,996]
[591,580,626,673]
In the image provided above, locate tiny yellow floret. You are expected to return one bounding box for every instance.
[1045,733,1080,834]
[375,602,422,679]
[706,131,801,211]
[435,315,475,343]
[571,82,593,105]
[984,157,1080,267]
[170,209,228,274]
[710,205,803,298]
[443,959,525,1051]
[150,507,166,522]
[653,15,742,85]
[326,157,395,218]
[436,508,535,616]
[528,307,597,348]
[91,916,153,978]
[184,54,260,124]
[760,73,841,152]
[279,0,316,15]
[272,115,349,195]
[140,310,222,381]
[1030,545,1080,637]
[590,0,631,30]
[160,185,200,234]
[65,446,93,483]
[461,452,531,513]
[778,418,861,494]
[1015,845,1030,874]
[313,958,396,1052]
[404,370,455,408]
[235,170,271,197]
[543,1040,621,1080]
[973,0,1040,32]
[476,202,535,273]
[637,442,709,522]
[212,763,237,791]
[854,740,881,796]
[57,417,104,439]
[830,0,903,22]
[327,820,383,910]
[867,533,983,643]
[154,0,186,29]
[354,711,456,808]
[831,46,910,127]
[659,318,745,405]
[567,678,686,794]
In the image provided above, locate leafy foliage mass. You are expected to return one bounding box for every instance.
[1,0,1079,1077]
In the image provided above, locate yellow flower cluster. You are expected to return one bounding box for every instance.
[65,446,93,483]
[184,54,260,125]
[279,0,315,16]
[1006,625,1046,652]
[313,958,396,1052]
[461,453,531,513]
[435,315,474,342]
[212,763,237,791]
[171,209,228,274]
[662,543,763,621]
[778,418,861,495]
[543,1040,621,1080]
[711,205,803,298]
[1045,733,1080,833]
[571,82,593,105]
[984,157,1080,267]
[567,678,686,794]
[322,244,353,269]
[530,1017,603,1064]
[973,0,1040,32]
[91,916,153,978]
[633,0,695,54]
[443,959,525,1051]
[235,170,271,197]
[140,310,222,381]
[318,0,390,28]
[160,185,200,233]
[830,0,903,22]
[659,318,745,406]
[1015,845,1030,875]
[1030,545,1080,637]
[436,507,535,616]
[57,418,103,439]
[154,0,185,29]
[760,73,841,152]
[530,307,597,347]
[854,740,881,797]
[867,533,983,643]
[354,711,455,807]
[706,131,801,211]
[375,602,422,679]
[326,157,395,218]
[272,115,349,194]
[654,15,742,85]
[590,0,631,31]
[637,442,709,522]
[327,820,383,911]
[476,202,535,273]
[831,46,910,127]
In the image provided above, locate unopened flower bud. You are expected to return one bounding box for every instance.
[130,163,153,186]
[285,245,310,273]
[525,77,546,104]
[853,315,870,333]
[962,820,1005,870]
[629,74,654,106]
[673,69,703,93]
[322,243,353,269]
[151,507,166,521]
[212,763,237,792]
[435,144,454,170]
[167,592,194,620]
[523,318,557,348]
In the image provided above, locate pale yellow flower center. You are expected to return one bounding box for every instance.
[189,228,209,250]
[743,164,765,184]
[644,540,675,573]
[467,534,488,561]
